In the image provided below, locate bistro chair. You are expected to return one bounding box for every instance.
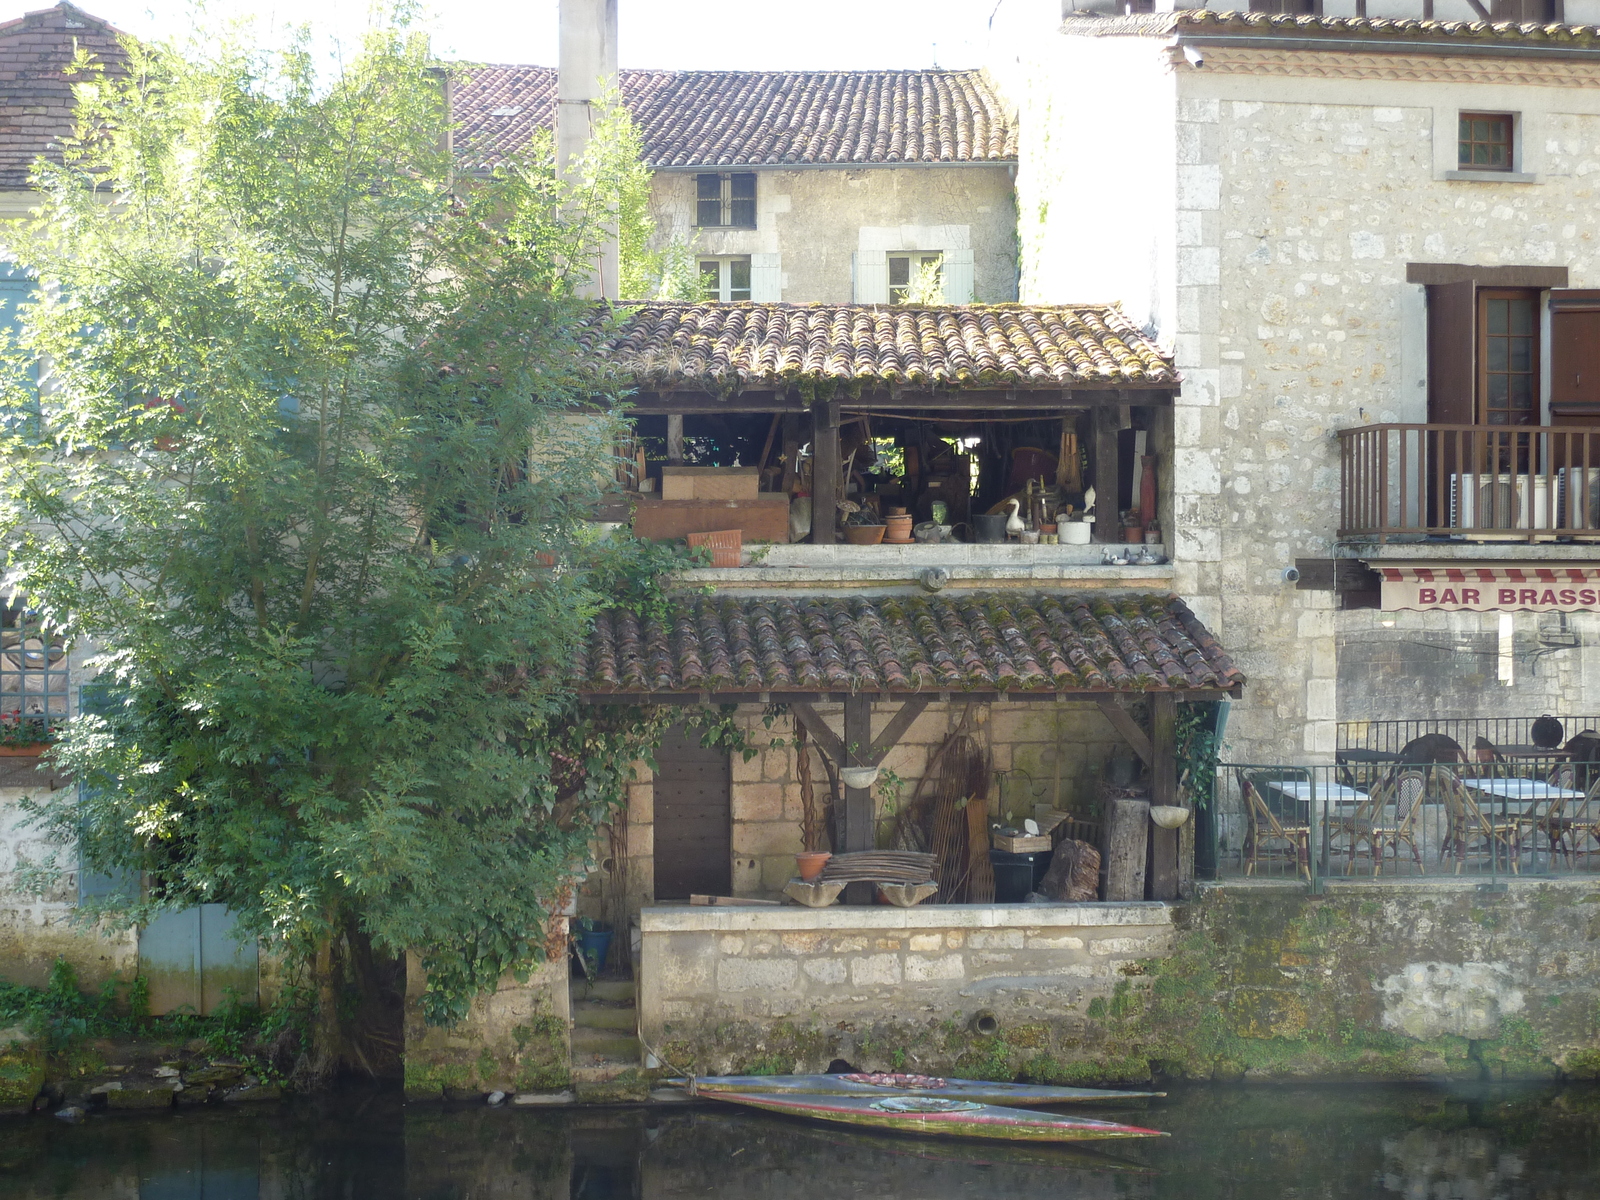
[1437,767,1520,875]
[1238,770,1311,881]
[1366,768,1427,876]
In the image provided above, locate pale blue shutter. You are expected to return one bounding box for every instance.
[0,262,38,436]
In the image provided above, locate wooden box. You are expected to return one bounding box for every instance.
[660,466,761,501]
[632,496,790,543]
[992,832,1053,854]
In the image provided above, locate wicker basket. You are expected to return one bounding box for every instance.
[687,529,742,568]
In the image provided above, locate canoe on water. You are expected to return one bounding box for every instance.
[676,1072,1163,1106]
[703,1091,1169,1142]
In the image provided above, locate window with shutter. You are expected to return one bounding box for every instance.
[1426,281,1476,426]
[693,172,758,228]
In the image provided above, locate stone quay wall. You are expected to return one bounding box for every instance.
[638,902,1175,1084]
[635,878,1600,1086]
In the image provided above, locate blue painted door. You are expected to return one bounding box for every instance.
[140,904,258,1016]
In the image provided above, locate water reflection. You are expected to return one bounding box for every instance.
[4,1082,1600,1199]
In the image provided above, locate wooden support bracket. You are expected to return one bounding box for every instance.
[1096,696,1153,767]
[789,701,843,764]
[868,696,931,765]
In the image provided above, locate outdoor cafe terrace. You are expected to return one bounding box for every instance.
[1208,716,1600,885]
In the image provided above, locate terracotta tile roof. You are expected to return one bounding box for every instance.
[1066,8,1600,47]
[0,3,127,190]
[582,302,1176,392]
[576,593,1243,696]
[453,66,1016,170]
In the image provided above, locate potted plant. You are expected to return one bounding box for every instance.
[0,711,55,756]
[794,725,832,881]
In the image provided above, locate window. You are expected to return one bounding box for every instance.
[1248,0,1319,11]
[699,257,752,302]
[1479,290,1539,426]
[1490,0,1558,18]
[695,172,757,228]
[1459,113,1514,172]
[1,603,69,728]
[888,252,944,304]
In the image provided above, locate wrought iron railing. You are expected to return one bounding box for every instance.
[1207,760,1600,886]
[1338,424,1600,541]
[1337,716,1600,757]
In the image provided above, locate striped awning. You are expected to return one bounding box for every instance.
[1379,563,1600,611]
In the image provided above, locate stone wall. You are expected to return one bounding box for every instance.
[637,878,1600,1084]
[646,165,1019,304]
[0,782,136,990]
[638,902,1175,1083]
[402,950,572,1099]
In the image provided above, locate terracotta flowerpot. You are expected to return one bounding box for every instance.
[843,524,886,545]
[796,851,832,882]
[883,514,914,543]
[0,745,47,756]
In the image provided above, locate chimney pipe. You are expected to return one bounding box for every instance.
[558,0,620,299]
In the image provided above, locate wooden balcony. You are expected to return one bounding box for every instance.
[1338,424,1600,542]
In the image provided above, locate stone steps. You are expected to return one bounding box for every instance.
[572,1003,637,1031]
[570,1026,641,1062]
[574,979,636,1003]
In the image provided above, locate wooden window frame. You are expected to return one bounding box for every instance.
[1458,112,1515,173]
[693,171,757,229]
[698,256,752,302]
[1477,287,1540,428]
[888,251,944,304]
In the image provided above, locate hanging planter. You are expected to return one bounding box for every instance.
[0,712,56,757]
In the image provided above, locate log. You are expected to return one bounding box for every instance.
[1103,797,1150,902]
[1036,838,1099,902]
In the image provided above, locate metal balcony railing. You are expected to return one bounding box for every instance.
[1338,424,1600,542]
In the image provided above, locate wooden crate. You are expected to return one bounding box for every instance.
[660,466,760,501]
[992,832,1053,854]
[687,529,742,567]
[632,496,790,543]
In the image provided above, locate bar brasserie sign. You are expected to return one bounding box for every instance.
[1380,565,1600,612]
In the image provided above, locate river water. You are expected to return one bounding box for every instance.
[4,1081,1600,1198]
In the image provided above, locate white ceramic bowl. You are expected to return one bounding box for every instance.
[1150,805,1190,829]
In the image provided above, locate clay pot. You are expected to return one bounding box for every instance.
[843,524,886,545]
[884,514,914,542]
[0,745,47,757]
[1121,525,1143,544]
[796,851,832,882]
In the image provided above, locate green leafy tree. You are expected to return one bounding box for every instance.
[0,22,682,1079]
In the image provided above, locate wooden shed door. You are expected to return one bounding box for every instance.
[652,726,731,900]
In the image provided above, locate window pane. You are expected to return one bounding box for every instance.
[696,174,720,200]
[889,256,909,287]
[1488,299,1509,335]
[730,197,756,227]
[1509,340,1532,372]
[699,260,721,300]
[697,198,723,227]
[1488,339,1509,371]
[1509,299,1534,335]
[730,173,756,199]
[1488,374,1509,405]
[1488,411,1510,425]
[729,258,751,295]
[1510,375,1533,407]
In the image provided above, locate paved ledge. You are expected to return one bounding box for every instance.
[679,564,1175,593]
[1200,876,1600,895]
[748,543,1164,569]
[640,901,1173,933]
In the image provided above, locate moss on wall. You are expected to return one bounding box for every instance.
[0,1040,45,1114]
[652,883,1600,1085]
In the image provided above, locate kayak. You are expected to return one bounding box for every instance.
[675,1072,1164,1106]
[703,1091,1168,1142]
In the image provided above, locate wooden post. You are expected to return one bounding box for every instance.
[779,412,802,494]
[1103,796,1149,902]
[811,399,840,545]
[843,695,873,904]
[1093,403,1120,544]
[666,414,684,465]
[1148,692,1179,902]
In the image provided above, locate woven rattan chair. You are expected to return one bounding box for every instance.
[1366,768,1427,876]
[1238,770,1311,881]
[1524,764,1600,867]
[1438,767,1521,875]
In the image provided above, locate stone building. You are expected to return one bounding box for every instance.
[450,65,1020,304]
[987,3,1600,772]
